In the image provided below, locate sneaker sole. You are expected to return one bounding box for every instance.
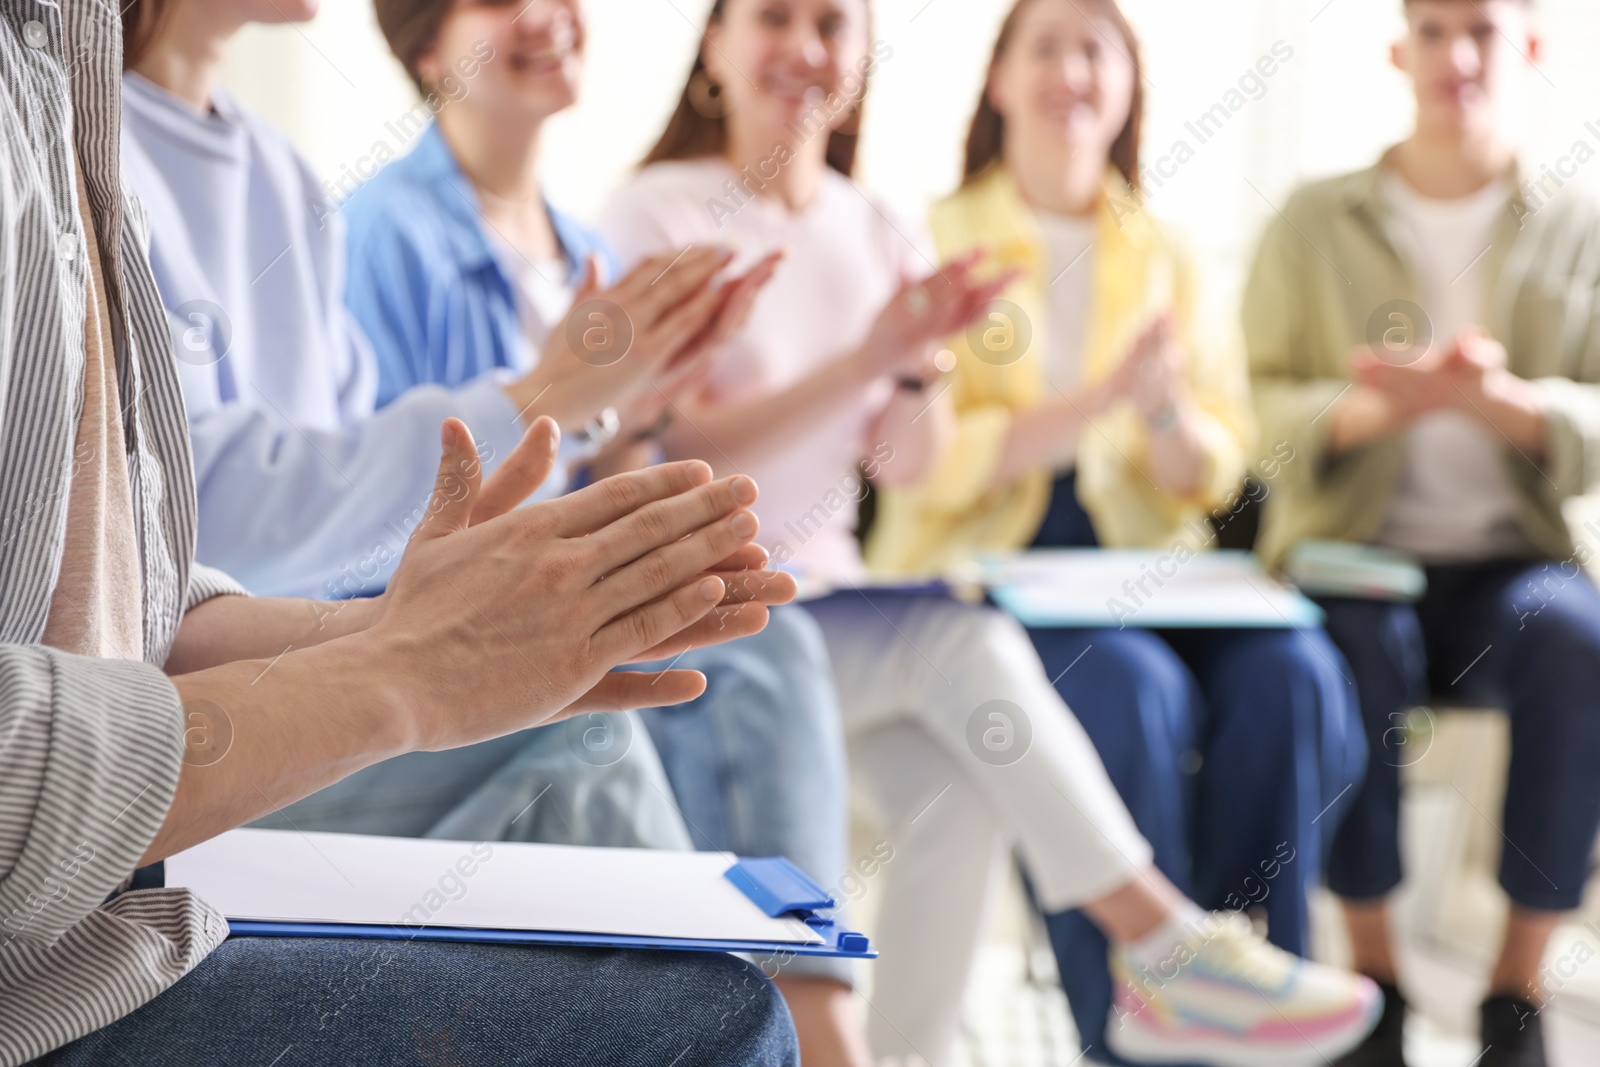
[1104,989,1384,1067]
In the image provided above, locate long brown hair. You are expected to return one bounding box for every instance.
[962,0,1143,190]
[121,0,174,69]
[642,0,868,177]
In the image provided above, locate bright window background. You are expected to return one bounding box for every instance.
[222,0,1600,309]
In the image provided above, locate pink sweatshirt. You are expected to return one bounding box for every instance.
[601,158,925,580]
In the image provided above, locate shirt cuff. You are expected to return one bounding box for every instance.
[0,652,184,946]
[184,565,248,613]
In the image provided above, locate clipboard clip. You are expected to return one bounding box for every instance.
[724,857,872,955]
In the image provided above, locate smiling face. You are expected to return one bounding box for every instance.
[419,0,584,120]
[703,0,872,138]
[1394,0,1538,139]
[985,0,1135,170]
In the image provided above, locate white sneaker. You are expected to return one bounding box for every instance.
[1104,913,1382,1067]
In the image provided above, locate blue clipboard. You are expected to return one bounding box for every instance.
[223,856,873,960]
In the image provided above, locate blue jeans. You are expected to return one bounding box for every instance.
[34,937,798,1066]
[1027,626,1365,1064]
[639,605,853,987]
[1024,471,1367,1063]
[253,713,691,851]
[1318,559,1600,910]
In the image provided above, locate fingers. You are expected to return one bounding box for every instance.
[949,268,1022,331]
[677,251,782,360]
[549,460,714,537]
[567,670,709,713]
[593,575,728,663]
[709,543,771,573]
[645,279,727,368]
[474,417,561,526]
[573,254,604,305]
[620,247,731,327]
[592,504,761,618]
[709,568,797,606]
[411,418,483,542]
[625,603,772,663]
[585,473,758,577]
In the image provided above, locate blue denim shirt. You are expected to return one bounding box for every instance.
[342,123,616,407]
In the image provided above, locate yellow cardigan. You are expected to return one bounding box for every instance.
[866,165,1255,576]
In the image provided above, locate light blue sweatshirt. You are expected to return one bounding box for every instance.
[120,72,555,599]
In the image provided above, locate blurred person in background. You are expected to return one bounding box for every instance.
[599,0,1383,1065]
[1244,2,1600,1065]
[335,0,861,1060]
[866,2,1368,1063]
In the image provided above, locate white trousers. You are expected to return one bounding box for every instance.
[805,593,1152,1066]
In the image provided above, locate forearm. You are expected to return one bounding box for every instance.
[869,386,949,489]
[166,593,383,676]
[1462,370,1549,457]
[996,396,1089,486]
[1327,386,1405,455]
[664,353,876,476]
[1141,413,1208,497]
[143,635,413,864]
[190,381,523,598]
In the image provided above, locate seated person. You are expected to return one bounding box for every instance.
[866,1,1367,1062]
[597,0,1384,1065]
[0,8,798,1066]
[1242,2,1600,1065]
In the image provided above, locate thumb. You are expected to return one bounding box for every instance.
[412,418,483,542]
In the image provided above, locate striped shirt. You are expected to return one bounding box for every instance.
[0,3,245,1062]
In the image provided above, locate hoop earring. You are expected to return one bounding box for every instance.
[688,70,731,118]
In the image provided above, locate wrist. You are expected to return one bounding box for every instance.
[1476,368,1548,449]
[843,346,887,388]
[503,370,590,433]
[313,630,426,757]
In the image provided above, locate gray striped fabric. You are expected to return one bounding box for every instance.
[0,3,244,1062]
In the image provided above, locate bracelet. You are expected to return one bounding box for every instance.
[575,406,621,449]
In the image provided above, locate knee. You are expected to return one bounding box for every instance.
[1081,629,1192,709]
[679,954,799,1065]
[725,607,839,718]
[1513,594,1600,670]
[754,605,832,674]
[1214,630,1350,710]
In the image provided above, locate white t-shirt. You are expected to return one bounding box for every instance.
[1372,172,1534,562]
[1035,210,1096,395]
[600,159,921,580]
[494,240,573,368]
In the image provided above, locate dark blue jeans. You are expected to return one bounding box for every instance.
[1317,559,1600,911]
[1023,471,1366,1064]
[35,937,798,1066]
[1027,626,1365,1064]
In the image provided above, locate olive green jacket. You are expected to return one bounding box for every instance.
[1243,157,1600,569]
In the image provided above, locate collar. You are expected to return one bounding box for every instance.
[406,123,594,280]
[1340,145,1531,233]
[954,162,1158,275]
